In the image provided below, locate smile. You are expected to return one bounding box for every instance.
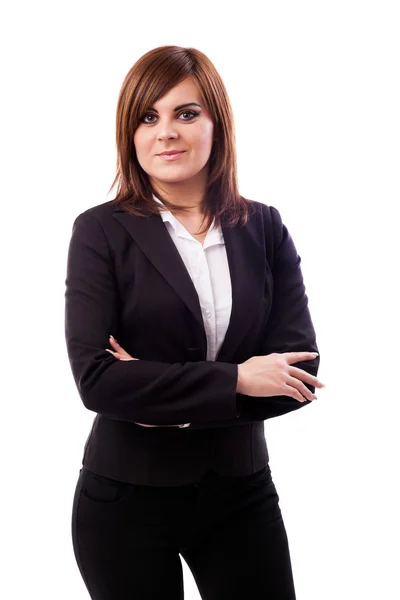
[157,151,186,161]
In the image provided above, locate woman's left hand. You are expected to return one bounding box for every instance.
[105,335,139,360]
[105,335,184,428]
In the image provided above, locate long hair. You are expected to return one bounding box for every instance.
[109,45,254,230]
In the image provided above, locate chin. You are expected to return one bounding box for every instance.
[152,169,200,184]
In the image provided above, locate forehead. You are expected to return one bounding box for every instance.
[152,78,203,109]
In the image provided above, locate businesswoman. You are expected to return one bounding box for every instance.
[65,45,323,600]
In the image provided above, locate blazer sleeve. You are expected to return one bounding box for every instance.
[184,204,321,430]
[238,203,320,421]
[64,212,239,426]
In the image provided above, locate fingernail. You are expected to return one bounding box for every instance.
[109,335,115,340]
[311,352,319,356]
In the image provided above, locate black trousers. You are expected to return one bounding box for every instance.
[71,464,296,599]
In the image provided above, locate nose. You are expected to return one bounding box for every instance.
[156,120,179,142]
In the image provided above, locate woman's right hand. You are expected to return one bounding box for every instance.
[237,352,325,402]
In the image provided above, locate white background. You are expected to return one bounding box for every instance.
[1,1,399,598]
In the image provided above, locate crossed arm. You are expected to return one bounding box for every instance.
[65,206,321,430]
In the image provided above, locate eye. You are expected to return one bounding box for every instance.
[178,110,199,121]
[139,110,199,124]
[140,113,157,124]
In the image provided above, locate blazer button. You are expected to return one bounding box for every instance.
[187,347,202,361]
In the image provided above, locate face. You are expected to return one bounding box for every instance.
[133,77,214,192]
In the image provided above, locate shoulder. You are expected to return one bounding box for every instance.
[69,200,128,244]
[72,199,116,226]
[67,201,127,257]
[248,199,282,223]
[244,198,285,242]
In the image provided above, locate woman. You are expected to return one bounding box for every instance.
[65,45,324,600]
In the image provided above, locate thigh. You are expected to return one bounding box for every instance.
[71,467,184,600]
[181,466,296,600]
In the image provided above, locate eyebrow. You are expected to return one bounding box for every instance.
[147,102,202,112]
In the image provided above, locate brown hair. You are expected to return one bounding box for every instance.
[109,45,254,231]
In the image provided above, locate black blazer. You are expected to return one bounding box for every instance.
[64,198,320,485]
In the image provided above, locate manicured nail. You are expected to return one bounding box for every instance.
[109,335,115,340]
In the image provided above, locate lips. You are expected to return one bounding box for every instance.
[157,151,186,162]
[158,150,185,156]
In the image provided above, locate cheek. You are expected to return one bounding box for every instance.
[192,123,214,153]
[133,131,149,160]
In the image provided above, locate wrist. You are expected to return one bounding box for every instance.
[236,364,246,394]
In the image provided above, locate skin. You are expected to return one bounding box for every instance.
[133,76,215,239]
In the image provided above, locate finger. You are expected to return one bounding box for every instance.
[105,348,139,361]
[109,337,128,355]
[288,366,325,388]
[286,375,317,401]
[109,336,121,348]
[281,351,319,365]
[283,384,308,403]
[110,351,127,360]
[105,348,125,359]
[109,337,133,359]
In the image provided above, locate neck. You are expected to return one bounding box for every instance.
[151,170,207,216]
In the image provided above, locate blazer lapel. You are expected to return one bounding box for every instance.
[113,209,205,329]
[112,207,267,362]
[216,220,266,361]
